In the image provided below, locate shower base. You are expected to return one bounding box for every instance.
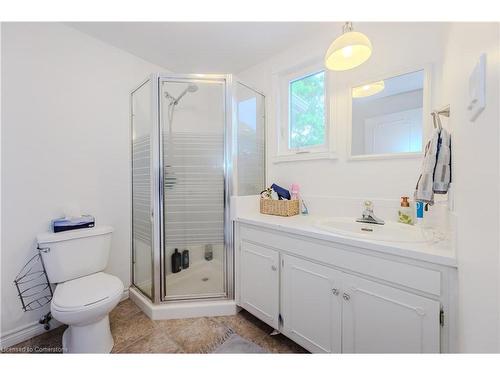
[129,287,237,320]
[165,259,224,299]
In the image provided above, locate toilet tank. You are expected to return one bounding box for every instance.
[37,226,113,283]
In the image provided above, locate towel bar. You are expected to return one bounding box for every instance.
[431,104,450,130]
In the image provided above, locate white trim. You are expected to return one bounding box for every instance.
[347,64,433,161]
[0,288,129,350]
[348,152,424,161]
[120,288,130,301]
[0,320,63,350]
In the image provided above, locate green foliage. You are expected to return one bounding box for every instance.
[289,71,325,149]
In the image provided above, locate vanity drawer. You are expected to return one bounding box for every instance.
[239,224,441,296]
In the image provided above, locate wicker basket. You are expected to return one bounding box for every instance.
[260,198,300,217]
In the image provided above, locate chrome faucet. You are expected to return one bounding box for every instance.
[356,200,385,225]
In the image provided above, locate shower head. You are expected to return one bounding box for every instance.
[165,83,199,106]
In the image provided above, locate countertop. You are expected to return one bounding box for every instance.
[234,213,457,267]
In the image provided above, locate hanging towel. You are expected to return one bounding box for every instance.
[433,128,451,194]
[415,128,452,205]
[414,129,440,204]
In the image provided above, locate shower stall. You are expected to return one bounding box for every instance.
[130,74,265,315]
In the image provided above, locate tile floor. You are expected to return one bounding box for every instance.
[5,299,308,354]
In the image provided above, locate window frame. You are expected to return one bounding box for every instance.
[274,60,337,163]
[346,64,432,161]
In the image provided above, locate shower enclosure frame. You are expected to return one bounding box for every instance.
[131,73,263,307]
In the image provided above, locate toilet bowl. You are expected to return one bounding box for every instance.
[51,272,123,353]
[37,226,123,353]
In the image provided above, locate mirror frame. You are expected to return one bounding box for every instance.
[347,65,432,161]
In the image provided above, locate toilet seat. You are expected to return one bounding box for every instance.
[51,272,123,326]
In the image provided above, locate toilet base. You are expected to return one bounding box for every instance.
[62,315,114,353]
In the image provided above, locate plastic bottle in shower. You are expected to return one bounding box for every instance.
[182,249,189,269]
[204,244,213,261]
[171,248,182,273]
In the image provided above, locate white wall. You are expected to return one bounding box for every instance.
[237,23,446,201]
[438,22,500,352]
[1,22,165,341]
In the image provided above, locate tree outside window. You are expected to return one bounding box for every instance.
[289,71,326,149]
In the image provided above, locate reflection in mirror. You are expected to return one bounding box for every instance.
[351,70,425,157]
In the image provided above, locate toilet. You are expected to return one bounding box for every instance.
[37,226,123,353]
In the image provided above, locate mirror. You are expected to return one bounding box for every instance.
[350,69,425,158]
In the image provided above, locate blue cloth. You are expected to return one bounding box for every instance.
[271,183,291,200]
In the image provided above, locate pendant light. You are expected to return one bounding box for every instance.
[352,80,385,98]
[325,22,372,71]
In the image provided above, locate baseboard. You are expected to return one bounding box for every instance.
[1,288,130,350]
[0,319,63,350]
[121,288,129,301]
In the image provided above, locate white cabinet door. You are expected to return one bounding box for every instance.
[239,241,280,329]
[281,254,342,353]
[342,274,440,353]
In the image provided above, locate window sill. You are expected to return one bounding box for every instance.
[273,151,338,163]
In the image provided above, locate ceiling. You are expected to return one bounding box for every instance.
[68,22,338,73]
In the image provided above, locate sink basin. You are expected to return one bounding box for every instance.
[315,217,441,243]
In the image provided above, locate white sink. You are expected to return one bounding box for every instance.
[315,217,441,244]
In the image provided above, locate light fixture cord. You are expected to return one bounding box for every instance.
[343,22,353,34]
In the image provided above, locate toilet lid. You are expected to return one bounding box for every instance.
[52,272,123,311]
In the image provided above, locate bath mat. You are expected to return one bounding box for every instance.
[156,317,234,353]
[212,334,267,353]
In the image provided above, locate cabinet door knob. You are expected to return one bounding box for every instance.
[271,265,277,271]
[331,288,339,296]
[342,293,351,301]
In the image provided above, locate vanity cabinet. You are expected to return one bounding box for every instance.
[239,241,280,329]
[341,273,440,353]
[236,222,454,353]
[280,254,439,353]
[281,254,343,353]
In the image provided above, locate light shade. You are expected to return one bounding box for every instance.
[352,80,385,98]
[325,30,372,71]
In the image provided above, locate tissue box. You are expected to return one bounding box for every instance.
[52,215,95,233]
[260,199,300,217]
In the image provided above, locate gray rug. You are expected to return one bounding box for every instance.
[212,334,267,353]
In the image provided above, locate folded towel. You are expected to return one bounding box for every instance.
[270,183,291,200]
[415,129,440,204]
[433,129,451,194]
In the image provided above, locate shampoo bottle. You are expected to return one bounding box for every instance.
[171,248,182,273]
[182,249,189,269]
[204,244,213,261]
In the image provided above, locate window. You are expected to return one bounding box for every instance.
[275,62,335,162]
[289,71,326,149]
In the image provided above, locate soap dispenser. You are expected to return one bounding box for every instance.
[398,197,414,225]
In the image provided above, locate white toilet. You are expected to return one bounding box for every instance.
[37,226,124,353]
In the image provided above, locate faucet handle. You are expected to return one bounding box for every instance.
[364,200,373,209]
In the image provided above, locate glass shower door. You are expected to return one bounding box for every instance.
[236,82,266,195]
[160,77,227,300]
[131,79,153,299]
